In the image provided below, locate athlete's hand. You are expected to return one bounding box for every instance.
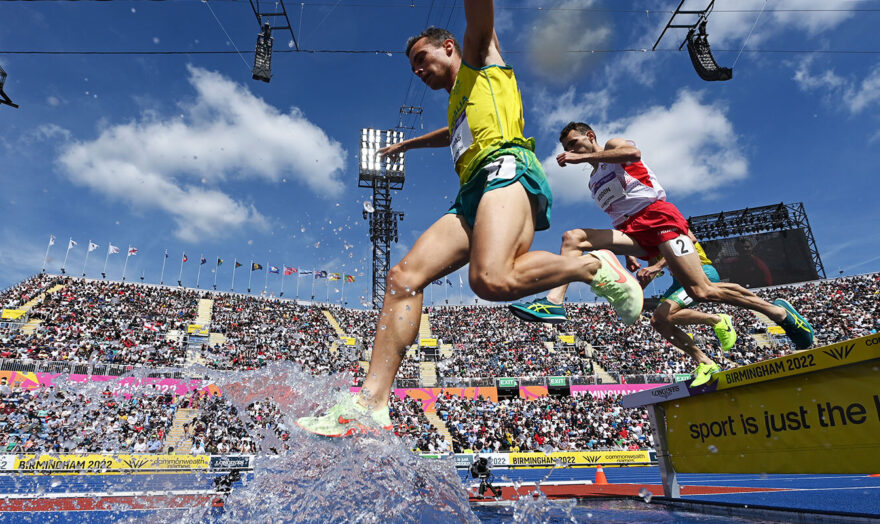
[636,266,662,289]
[556,151,587,167]
[378,142,406,159]
[626,256,641,273]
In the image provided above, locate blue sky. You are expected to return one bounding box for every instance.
[1,0,879,307]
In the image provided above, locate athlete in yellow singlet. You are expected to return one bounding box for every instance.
[296,0,643,438]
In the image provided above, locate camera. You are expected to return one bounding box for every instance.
[469,456,501,498]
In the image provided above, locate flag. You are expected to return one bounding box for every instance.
[108,244,120,255]
[143,322,159,332]
[235,261,243,268]
[283,266,297,276]
[200,256,207,265]
[164,249,168,258]
[48,235,56,246]
[446,278,453,286]
[300,270,313,275]
[128,247,138,256]
[315,270,327,279]
[345,275,355,283]
[252,263,263,271]
[217,258,223,266]
[88,242,99,252]
[432,279,443,286]
[269,266,280,274]
[328,273,341,281]
[182,254,188,263]
[68,239,77,249]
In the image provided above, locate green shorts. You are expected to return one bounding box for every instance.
[447,145,553,231]
[661,264,720,308]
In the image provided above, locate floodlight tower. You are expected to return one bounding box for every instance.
[359,128,405,309]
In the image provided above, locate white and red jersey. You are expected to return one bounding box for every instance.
[587,141,666,227]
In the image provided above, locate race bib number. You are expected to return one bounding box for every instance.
[450,111,473,165]
[670,235,695,257]
[485,155,516,183]
[592,173,625,211]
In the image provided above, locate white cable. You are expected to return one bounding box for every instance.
[203,0,251,71]
[733,0,769,68]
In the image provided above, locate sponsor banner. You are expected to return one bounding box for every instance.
[497,378,517,388]
[209,455,251,470]
[454,454,474,468]
[0,455,14,471]
[0,309,26,320]
[620,382,690,408]
[0,370,221,399]
[448,453,509,468]
[767,326,786,335]
[520,385,548,400]
[13,454,211,474]
[548,377,567,387]
[508,451,652,468]
[571,384,662,401]
[350,387,498,412]
[419,338,438,348]
[558,335,575,345]
[665,359,880,474]
[341,336,357,346]
[717,333,880,391]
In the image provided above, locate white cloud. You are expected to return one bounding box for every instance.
[525,0,612,83]
[542,90,748,206]
[57,65,347,241]
[533,87,612,134]
[794,57,880,115]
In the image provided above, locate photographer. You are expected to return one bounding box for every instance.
[468,456,501,498]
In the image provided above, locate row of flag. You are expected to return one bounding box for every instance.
[242,263,355,282]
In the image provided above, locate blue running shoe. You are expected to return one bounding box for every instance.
[774,298,814,350]
[509,297,567,324]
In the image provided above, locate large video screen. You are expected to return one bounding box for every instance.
[700,229,819,288]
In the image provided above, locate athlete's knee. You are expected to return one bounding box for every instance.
[651,307,673,331]
[561,228,598,251]
[386,262,423,295]
[683,282,717,303]
[468,272,518,302]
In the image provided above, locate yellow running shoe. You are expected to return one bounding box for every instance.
[295,394,392,438]
[690,362,721,387]
[589,250,644,325]
[712,313,737,352]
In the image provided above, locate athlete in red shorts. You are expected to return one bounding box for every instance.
[510,122,814,385]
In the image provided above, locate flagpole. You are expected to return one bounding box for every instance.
[445,279,449,305]
[231,258,237,291]
[81,241,91,277]
[280,269,286,297]
[430,282,434,306]
[61,237,73,274]
[340,276,345,305]
[295,271,300,300]
[264,259,269,292]
[177,252,185,286]
[458,274,463,305]
[325,274,330,303]
[41,236,54,273]
[102,242,111,278]
[213,258,219,290]
[247,260,253,293]
[160,250,168,285]
[122,245,131,282]
[310,269,316,300]
[196,254,204,288]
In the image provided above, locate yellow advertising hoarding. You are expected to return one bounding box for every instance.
[558,335,575,345]
[0,309,26,320]
[767,325,786,335]
[13,454,210,474]
[664,360,880,474]
[419,338,438,348]
[341,337,357,346]
[508,450,650,468]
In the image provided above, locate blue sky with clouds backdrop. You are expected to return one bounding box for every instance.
[1,0,879,307]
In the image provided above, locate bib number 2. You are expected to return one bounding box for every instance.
[670,235,694,257]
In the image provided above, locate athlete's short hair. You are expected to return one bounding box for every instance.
[406,27,461,58]
[559,122,593,143]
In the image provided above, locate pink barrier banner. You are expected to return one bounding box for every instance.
[570,384,663,398]
[350,387,498,412]
[0,370,221,398]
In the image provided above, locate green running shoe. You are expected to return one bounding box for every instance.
[773,298,814,350]
[509,297,568,324]
[690,362,721,387]
[589,250,644,325]
[295,393,392,438]
[712,313,737,352]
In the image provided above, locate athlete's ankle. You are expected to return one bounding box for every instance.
[581,253,601,282]
[546,295,564,305]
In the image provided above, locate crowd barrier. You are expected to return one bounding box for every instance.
[0,454,253,474]
[0,369,221,398]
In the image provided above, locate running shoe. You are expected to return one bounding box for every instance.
[589,250,644,325]
[712,313,737,352]
[295,393,392,438]
[509,297,568,324]
[773,298,814,350]
[690,362,721,387]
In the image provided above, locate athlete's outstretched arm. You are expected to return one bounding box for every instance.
[378,127,450,157]
[557,138,641,166]
[463,0,504,68]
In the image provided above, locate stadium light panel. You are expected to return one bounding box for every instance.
[252,23,273,83]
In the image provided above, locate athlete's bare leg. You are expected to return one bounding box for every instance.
[652,301,716,366]
[545,228,648,304]
[358,214,470,409]
[658,242,788,323]
[468,184,606,301]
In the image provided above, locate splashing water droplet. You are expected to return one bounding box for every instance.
[708,445,718,453]
[639,488,652,503]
